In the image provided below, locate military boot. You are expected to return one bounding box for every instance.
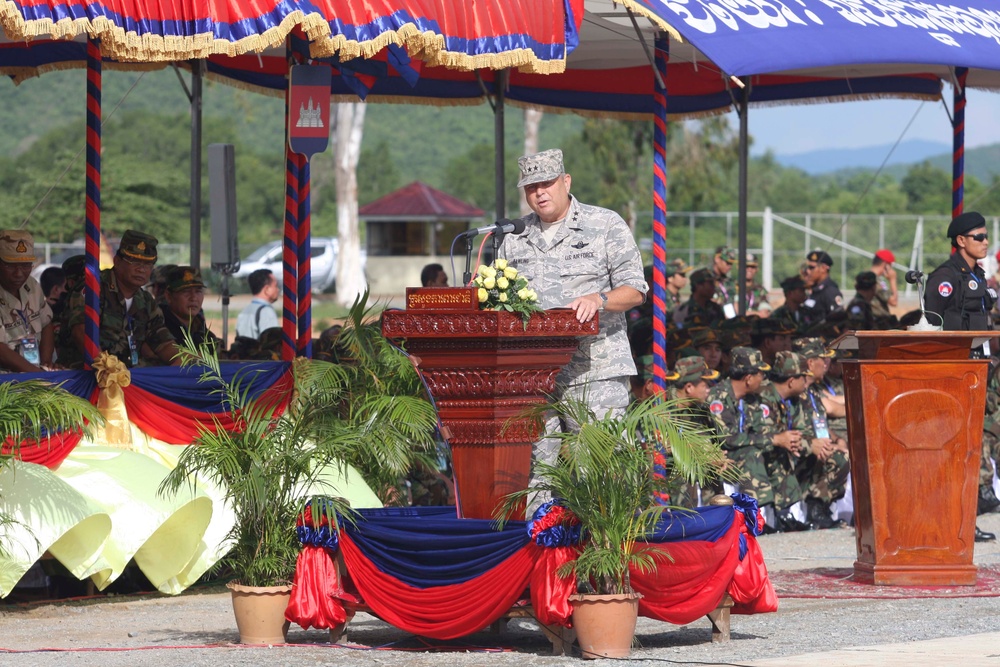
[805,498,836,530]
[776,508,811,532]
[977,484,1000,515]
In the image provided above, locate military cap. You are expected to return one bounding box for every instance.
[690,327,721,348]
[0,230,36,263]
[639,355,680,383]
[855,271,877,290]
[947,211,986,239]
[770,350,812,379]
[729,347,771,375]
[517,148,564,188]
[715,247,738,263]
[689,267,716,286]
[61,254,87,279]
[673,356,719,385]
[165,265,205,292]
[792,337,835,359]
[117,230,158,263]
[668,327,693,351]
[806,250,833,267]
[874,249,895,263]
[665,258,692,278]
[752,317,796,338]
[780,276,806,293]
[745,253,758,268]
[151,263,177,287]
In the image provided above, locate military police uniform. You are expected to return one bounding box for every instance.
[925,249,996,332]
[801,251,844,321]
[58,231,175,369]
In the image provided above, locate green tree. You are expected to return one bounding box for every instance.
[901,161,951,214]
[357,140,401,205]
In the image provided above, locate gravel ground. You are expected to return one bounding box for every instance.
[2,511,999,667]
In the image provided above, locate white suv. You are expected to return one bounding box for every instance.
[233,237,363,294]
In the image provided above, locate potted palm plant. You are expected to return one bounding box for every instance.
[498,392,733,659]
[160,292,438,644]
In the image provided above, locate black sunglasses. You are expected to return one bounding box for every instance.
[962,233,989,242]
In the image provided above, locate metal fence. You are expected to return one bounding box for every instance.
[638,209,1000,293]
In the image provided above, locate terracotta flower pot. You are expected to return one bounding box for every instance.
[227,582,292,644]
[569,592,641,659]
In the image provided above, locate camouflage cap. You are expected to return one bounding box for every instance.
[165,265,205,292]
[0,230,36,263]
[673,356,719,385]
[690,327,721,348]
[665,258,692,278]
[729,347,771,375]
[639,355,680,383]
[806,250,833,267]
[855,271,877,290]
[517,148,565,188]
[745,253,759,268]
[715,247,738,263]
[752,317,796,338]
[61,254,87,279]
[668,327,693,351]
[689,267,716,286]
[118,230,158,263]
[770,350,812,379]
[152,263,178,287]
[780,275,806,293]
[792,336,835,359]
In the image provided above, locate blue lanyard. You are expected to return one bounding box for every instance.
[737,399,745,432]
[808,391,820,414]
[782,398,793,430]
[823,378,837,396]
[971,272,987,313]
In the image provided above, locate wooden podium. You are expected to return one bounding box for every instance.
[834,330,995,585]
[382,288,597,519]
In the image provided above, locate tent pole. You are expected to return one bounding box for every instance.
[652,35,669,391]
[952,67,968,218]
[190,60,203,268]
[84,39,103,369]
[737,81,749,316]
[494,69,507,221]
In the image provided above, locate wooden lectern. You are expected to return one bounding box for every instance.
[382,288,597,519]
[833,331,995,585]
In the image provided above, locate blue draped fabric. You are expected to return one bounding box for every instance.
[0,369,96,400]
[128,361,290,412]
[343,504,737,589]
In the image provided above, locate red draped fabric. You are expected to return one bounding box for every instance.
[529,545,576,627]
[285,545,349,630]
[339,533,537,640]
[121,372,293,444]
[2,430,87,469]
[729,518,779,615]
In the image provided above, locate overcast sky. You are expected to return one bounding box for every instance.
[744,88,1000,156]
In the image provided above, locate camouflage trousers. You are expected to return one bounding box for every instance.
[794,448,850,504]
[528,377,631,514]
[724,445,801,510]
[982,432,1000,487]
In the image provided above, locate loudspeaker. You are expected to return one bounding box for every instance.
[208,143,239,268]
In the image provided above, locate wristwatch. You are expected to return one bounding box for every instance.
[598,292,608,310]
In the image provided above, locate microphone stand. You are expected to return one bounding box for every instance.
[907,273,941,331]
[462,235,475,286]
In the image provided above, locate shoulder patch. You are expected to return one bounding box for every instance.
[969,279,979,291]
[709,401,724,415]
[834,295,843,305]
[760,404,771,419]
[938,281,953,297]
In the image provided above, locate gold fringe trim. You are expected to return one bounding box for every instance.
[0,59,170,85]
[615,1,683,44]
[1,5,566,74]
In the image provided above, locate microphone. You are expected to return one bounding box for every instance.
[905,270,924,285]
[460,219,526,238]
[904,269,941,331]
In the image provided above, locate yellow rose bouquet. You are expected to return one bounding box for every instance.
[472,258,543,326]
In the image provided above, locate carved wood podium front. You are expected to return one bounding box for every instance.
[834,331,995,585]
[382,289,597,519]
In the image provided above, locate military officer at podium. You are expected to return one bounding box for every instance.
[924,210,997,543]
[498,149,647,509]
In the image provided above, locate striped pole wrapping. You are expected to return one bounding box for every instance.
[84,39,102,368]
[297,154,313,358]
[952,67,968,219]
[282,131,300,361]
[651,36,669,391]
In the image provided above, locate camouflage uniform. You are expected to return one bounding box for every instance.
[711,247,739,309]
[746,282,771,313]
[756,381,808,509]
[706,350,776,506]
[796,384,850,505]
[982,369,1000,491]
[59,268,175,369]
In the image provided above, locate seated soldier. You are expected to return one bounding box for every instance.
[673,268,724,327]
[0,230,53,372]
[691,326,723,371]
[793,337,847,436]
[160,266,219,349]
[771,276,820,335]
[58,230,180,368]
[707,347,809,531]
[846,271,877,330]
[750,317,795,367]
[759,351,849,530]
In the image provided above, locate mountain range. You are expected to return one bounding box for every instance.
[773,139,1000,183]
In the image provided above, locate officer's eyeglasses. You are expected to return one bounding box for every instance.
[806,264,818,271]
[962,233,989,242]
